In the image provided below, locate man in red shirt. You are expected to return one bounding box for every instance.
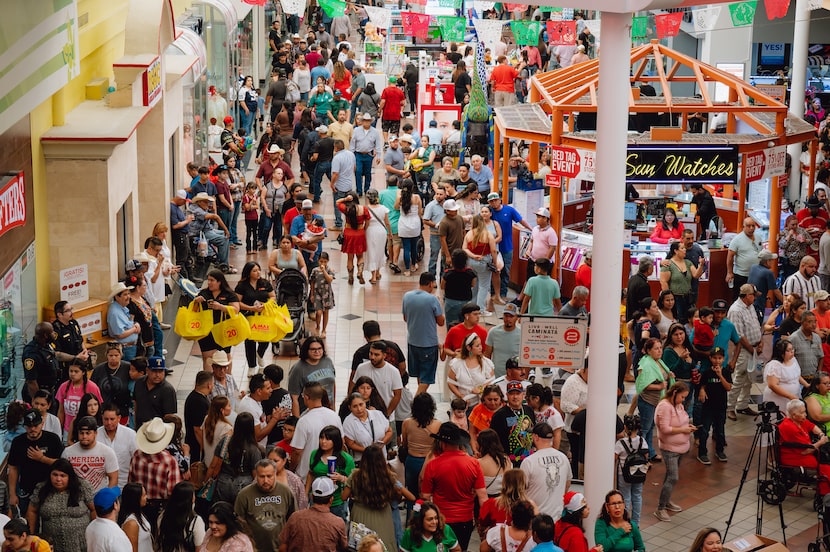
[797,195,829,261]
[421,422,486,551]
[378,77,406,141]
[489,56,525,107]
[442,302,488,360]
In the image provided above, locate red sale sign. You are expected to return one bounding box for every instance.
[549,146,581,178]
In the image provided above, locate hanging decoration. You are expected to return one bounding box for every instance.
[763,0,790,19]
[280,0,306,15]
[631,16,649,39]
[364,6,391,29]
[728,1,757,26]
[654,12,683,39]
[546,21,577,46]
[401,11,431,40]
[437,16,466,42]
[693,6,721,33]
[241,0,267,5]
[318,0,346,17]
[474,0,496,12]
[439,0,463,8]
[473,19,506,47]
[511,20,541,46]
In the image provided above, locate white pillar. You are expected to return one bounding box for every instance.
[583,10,630,544]
[787,0,810,203]
[253,6,265,86]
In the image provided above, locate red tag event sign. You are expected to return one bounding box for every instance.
[549,146,581,178]
[0,172,26,237]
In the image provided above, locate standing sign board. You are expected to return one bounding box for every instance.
[519,315,588,370]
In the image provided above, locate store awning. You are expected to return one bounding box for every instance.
[195,0,237,36]
[166,27,208,86]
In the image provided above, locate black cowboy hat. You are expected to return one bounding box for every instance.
[430,422,471,446]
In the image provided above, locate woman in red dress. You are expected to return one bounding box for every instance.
[336,192,370,285]
[331,61,352,101]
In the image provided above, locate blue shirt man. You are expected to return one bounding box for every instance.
[469,155,494,195]
[487,193,532,300]
[290,201,327,268]
[402,273,446,394]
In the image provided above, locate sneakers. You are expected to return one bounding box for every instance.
[256,354,265,368]
[481,310,494,317]
[665,502,683,512]
[160,323,171,330]
[697,455,711,465]
[716,451,728,462]
[654,509,671,522]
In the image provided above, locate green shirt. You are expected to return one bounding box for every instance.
[524,275,561,316]
[309,92,334,117]
[308,450,355,506]
[400,525,458,552]
[593,519,645,552]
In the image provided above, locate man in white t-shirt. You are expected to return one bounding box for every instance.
[62,416,119,492]
[97,404,137,488]
[237,374,285,447]
[350,341,403,420]
[290,382,343,478]
[86,486,133,551]
[520,423,571,520]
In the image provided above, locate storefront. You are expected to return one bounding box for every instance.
[167,27,209,167]
[494,41,817,302]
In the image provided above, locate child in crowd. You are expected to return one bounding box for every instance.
[276,416,298,458]
[242,182,260,254]
[32,390,62,437]
[310,252,335,338]
[685,307,698,339]
[2,401,27,452]
[614,414,647,525]
[531,514,564,552]
[692,307,716,361]
[696,347,732,466]
[449,398,469,431]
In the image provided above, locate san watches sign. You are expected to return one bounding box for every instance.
[625,145,738,185]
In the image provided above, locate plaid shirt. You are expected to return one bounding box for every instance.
[128,450,182,500]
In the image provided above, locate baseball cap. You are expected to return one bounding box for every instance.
[429,120,438,127]
[709,346,726,357]
[302,199,314,209]
[125,259,142,272]
[712,299,728,311]
[532,422,554,439]
[223,115,234,125]
[316,125,329,134]
[361,113,373,121]
[535,207,551,218]
[176,189,188,200]
[311,477,337,497]
[76,416,98,431]
[147,356,166,371]
[443,199,458,211]
[334,90,342,95]
[487,192,500,201]
[23,409,43,427]
[388,135,398,142]
[817,290,830,301]
[739,283,757,296]
[506,380,524,394]
[503,303,519,316]
[758,250,778,261]
[93,487,121,510]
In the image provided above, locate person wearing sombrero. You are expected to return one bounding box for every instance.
[187,191,236,275]
[129,417,182,528]
[421,422,486,551]
[554,492,601,552]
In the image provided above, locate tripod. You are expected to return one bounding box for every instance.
[724,405,787,546]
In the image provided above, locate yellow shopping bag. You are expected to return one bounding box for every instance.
[211,306,251,348]
[174,301,213,340]
[272,303,294,342]
[248,301,284,342]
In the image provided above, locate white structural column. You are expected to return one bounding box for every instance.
[787,0,810,202]
[583,11,631,544]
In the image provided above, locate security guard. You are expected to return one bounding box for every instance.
[51,300,89,380]
[22,322,61,409]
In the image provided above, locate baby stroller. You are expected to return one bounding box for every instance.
[273,268,309,356]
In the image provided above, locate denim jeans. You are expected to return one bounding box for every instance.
[355,153,374,195]
[330,502,348,523]
[499,250,514,298]
[241,109,254,136]
[617,479,643,526]
[333,190,349,228]
[428,234,441,275]
[151,312,163,357]
[401,236,418,271]
[121,344,138,362]
[229,200,242,243]
[637,397,658,459]
[219,209,232,240]
[258,211,282,247]
[404,455,426,510]
[697,404,726,457]
[312,161,332,203]
[204,228,230,264]
[658,450,682,509]
[467,255,492,310]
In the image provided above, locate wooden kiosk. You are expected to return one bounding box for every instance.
[491,40,818,300]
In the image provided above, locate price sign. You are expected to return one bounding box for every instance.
[545,174,561,188]
[519,315,588,370]
[549,146,581,178]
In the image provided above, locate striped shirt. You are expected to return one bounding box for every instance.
[782,271,823,310]
[727,299,762,347]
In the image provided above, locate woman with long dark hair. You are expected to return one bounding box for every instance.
[554,492,596,551]
[476,429,510,497]
[335,191,370,285]
[655,289,677,337]
[654,382,694,522]
[447,333,494,405]
[650,207,684,244]
[594,489,645,552]
[481,499,536,552]
[235,261,276,371]
[659,242,703,324]
[157,482,207,552]
[57,362,102,441]
[265,446,308,510]
[163,413,192,477]
[401,393,441,502]
[400,502,461,551]
[26,458,96,551]
[198,501,254,551]
[343,393,393,464]
[207,413,264,504]
[195,269,241,369]
[357,82,381,123]
[118,482,152,552]
[202,396,233,464]
[662,323,695,412]
[525,384,563,449]
[395,179,424,277]
[441,249,477,325]
[66,390,103,445]
[339,376,388,419]
[452,60,471,104]
[305,425,355,521]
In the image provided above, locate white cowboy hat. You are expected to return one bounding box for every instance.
[136,417,176,455]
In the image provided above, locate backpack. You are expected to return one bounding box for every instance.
[619,437,649,484]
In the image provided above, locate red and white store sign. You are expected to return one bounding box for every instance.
[0,172,26,237]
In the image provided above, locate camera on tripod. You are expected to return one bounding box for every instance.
[758,401,783,423]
